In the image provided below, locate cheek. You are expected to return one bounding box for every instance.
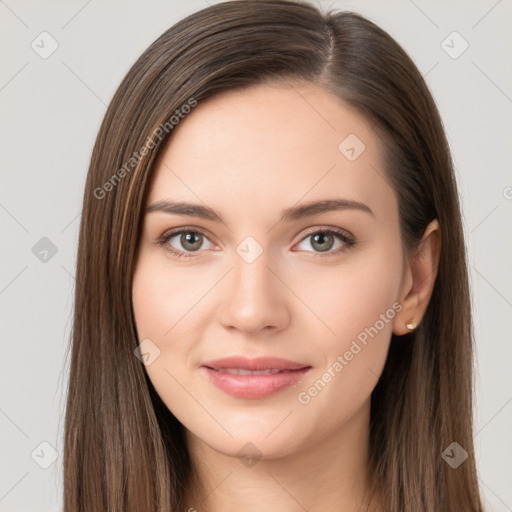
[294,242,403,400]
[131,253,215,386]
[131,256,197,416]
[299,246,402,345]
[132,262,171,341]
[132,253,208,341]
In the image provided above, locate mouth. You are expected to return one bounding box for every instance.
[206,368,302,375]
[200,356,312,399]
[201,355,310,371]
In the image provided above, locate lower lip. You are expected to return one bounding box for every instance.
[200,367,311,399]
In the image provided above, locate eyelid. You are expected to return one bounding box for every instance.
[297,225,354,243]
[159,225,214,240]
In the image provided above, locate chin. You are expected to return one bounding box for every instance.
[187,424,306,462]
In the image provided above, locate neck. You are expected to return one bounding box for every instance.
[181,399,384,512]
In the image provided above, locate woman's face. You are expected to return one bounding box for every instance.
[132,82,406,459]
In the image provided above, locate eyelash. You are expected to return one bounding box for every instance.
[157,226,356,259]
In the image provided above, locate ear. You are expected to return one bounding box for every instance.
[393,219,441,336]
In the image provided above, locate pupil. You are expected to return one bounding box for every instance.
[312,232,333,252]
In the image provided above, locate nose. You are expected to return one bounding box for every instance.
[218,249,291,335]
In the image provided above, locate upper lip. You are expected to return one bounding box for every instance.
[201,356,310,371]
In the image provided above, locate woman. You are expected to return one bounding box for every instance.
[63,1,485,510]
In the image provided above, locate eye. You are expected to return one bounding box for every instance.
[158,226,356,260]
[294,228,356,257]
[158,228,215,258]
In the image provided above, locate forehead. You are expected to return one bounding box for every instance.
[146,82,395,221]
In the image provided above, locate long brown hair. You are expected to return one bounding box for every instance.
[63,1,485,510]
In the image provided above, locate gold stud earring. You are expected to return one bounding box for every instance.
[406,321,417,331]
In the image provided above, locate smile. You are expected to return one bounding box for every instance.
[199,356,312,399]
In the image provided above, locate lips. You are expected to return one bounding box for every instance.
[200,356,312,399]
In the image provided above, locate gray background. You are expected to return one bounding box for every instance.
[1,1,511,511]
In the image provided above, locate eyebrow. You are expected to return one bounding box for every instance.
[146,198,374,224]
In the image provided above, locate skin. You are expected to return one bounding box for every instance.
[132,81,440,512]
